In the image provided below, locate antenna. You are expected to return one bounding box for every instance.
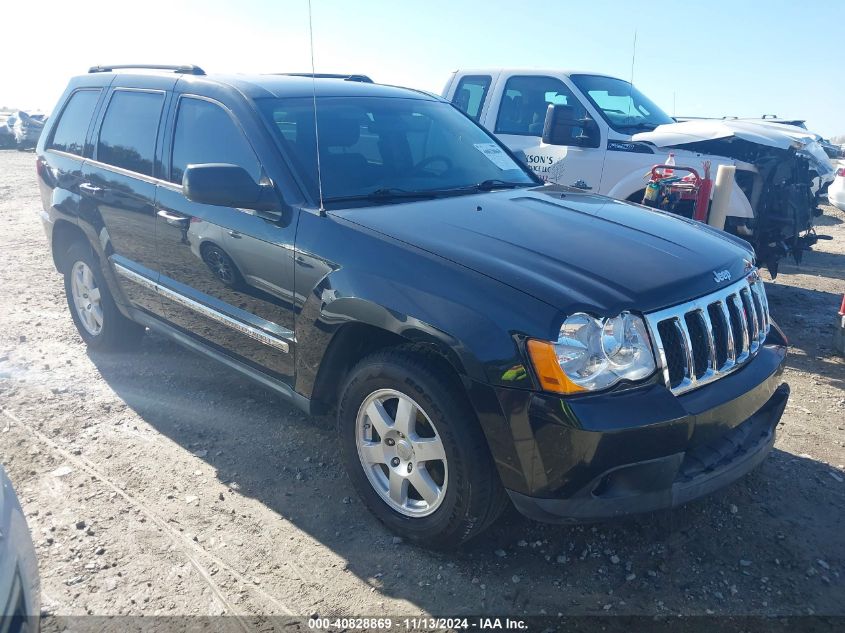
[307,0,325,214]
[627,29,637,119]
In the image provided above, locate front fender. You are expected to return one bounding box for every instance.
[291,212,561,400]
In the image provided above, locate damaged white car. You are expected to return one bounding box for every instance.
[444,69,834,274]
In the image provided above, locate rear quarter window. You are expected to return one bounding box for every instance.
[451,75,491,122]
[48,89,101,156]
[97,90,165,176]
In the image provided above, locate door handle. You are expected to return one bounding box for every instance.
[79,183,104,196]
[227,230,242,239]
[156,209,190,226]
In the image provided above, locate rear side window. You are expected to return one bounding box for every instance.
[451,75,491,122]
[97,90,164,176]
[49,89,101,156]
[170,97,260,184]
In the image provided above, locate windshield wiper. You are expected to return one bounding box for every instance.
[429,180,532,196]
[475,179,531,191]
[323,187,439,204]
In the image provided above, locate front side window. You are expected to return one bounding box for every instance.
[258,96,535,205]
[495,76,588,138]
[49,89,101,156]
[97,90,164,176]
[170,98,261,185]
[569,74,674,133]
[451,75,491,121]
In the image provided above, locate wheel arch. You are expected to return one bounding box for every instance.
[51,219,91,274]
[307,316,473,416]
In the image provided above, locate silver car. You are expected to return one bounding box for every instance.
[0,465,39,632]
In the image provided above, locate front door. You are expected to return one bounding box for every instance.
[154,95,297,383]
[488,75,606,190]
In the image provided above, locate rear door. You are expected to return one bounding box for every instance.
[39,86,105,229]
[154,94,297,383]
[80,78,173,315]
[450,74,493,123]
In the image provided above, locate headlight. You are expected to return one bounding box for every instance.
[527,311,656,394]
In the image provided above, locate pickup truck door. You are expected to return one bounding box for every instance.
[483,74,606,191]
[154,95,297,384]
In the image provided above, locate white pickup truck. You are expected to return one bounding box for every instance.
[443,69,834,273]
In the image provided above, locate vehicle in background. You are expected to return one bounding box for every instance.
[0,465,40,632]
[0,113,15,148]
[680,116,844,161]
[743,117,843,160]
[9,111,47,150]
[828,165,845,211]
[444,69,833,274]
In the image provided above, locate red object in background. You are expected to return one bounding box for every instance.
[694,161,712,222]
[839,294,845,316]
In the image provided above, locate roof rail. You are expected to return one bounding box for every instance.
[278,73,374,83]
[88,64,206,75]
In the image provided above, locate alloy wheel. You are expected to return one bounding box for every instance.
[355,389,448,517]
[70,261,104,336]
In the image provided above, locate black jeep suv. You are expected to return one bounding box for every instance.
[36,65,789,547]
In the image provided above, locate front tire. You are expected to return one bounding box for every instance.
[63,241,144,351]
[338,349,507,548]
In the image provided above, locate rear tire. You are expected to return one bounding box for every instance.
[338,348,507,548]
[63,241,144,351]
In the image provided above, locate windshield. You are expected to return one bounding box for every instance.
[257,96,536,205]
[570,74,674,133]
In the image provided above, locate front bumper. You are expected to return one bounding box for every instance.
[508,383,788,522]
[483,333,789,523]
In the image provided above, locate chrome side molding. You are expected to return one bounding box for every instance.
[113,261,292,354]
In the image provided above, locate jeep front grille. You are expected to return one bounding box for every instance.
[644,271,770,395]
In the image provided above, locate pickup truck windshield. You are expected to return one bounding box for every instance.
[570,74,674,134]
[257,97,536,206]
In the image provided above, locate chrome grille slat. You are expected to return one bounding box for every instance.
[751,282,768,339]
[740,287,760,353]
[732,293,750,362]
[675,316,696,389]
[697,308,718,375]
[645,271,770,396]
[718,299,736,367]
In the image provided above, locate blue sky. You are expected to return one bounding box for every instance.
[2,0,840,137]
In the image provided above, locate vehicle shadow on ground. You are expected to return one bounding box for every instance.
[765,282,844,393]
[776,250,845,283]
[814,213,842,228]
[87,335,845,616]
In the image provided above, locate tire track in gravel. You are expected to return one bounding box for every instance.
[1,407,297,619]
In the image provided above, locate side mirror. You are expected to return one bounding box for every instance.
[183,163,280,213]
[542,104,600,148]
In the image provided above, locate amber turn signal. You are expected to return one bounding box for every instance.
[526,339,586,395]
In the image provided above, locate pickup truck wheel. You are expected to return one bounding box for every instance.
[63,241,144,351]
[338,349,507,548]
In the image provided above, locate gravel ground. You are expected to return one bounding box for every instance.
[1,148,843,618]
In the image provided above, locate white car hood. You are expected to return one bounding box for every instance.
[632,119,814,151]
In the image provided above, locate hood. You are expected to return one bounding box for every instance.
[632,119,816,151]
[332,187,754,316]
